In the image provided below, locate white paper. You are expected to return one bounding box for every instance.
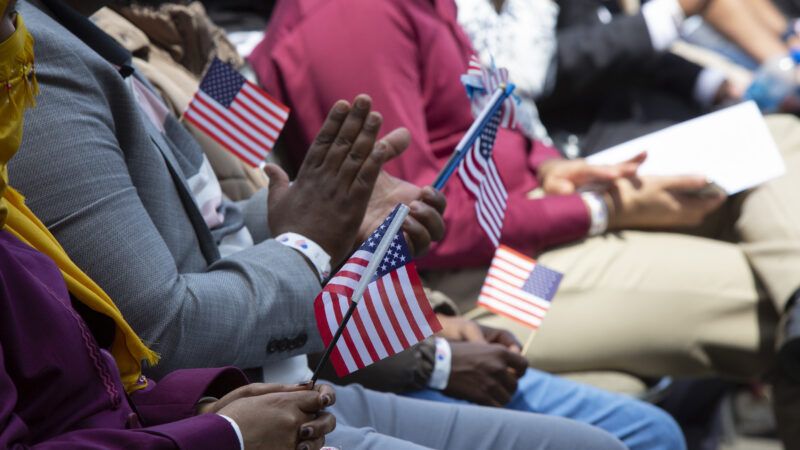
[586,101,785,194]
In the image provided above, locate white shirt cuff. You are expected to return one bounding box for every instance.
[581,192,609,236]
[693,68,727,107]
[276,232,332,281]
[428,337,453,390]
[642,0,686,52]
[217,414,244,450]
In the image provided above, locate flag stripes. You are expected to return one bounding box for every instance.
[314,208,441,377]
[184,58,289,167]
[477,246,562,330]
[464,55,517,129]
[457,112,507,246]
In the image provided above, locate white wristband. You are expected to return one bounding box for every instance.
[428,337,453,390]
[581,192,609,236]
[276,232,332,281]
[217,414,244,450]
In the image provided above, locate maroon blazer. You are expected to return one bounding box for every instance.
[0,230,247,449]
[250,0,591,268]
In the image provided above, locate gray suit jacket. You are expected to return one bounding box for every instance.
[12,2,323,377]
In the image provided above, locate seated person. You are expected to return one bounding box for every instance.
[0,5,337,449]
[457,0,743,155]
[249,0,800,447]
[9,1,682,449]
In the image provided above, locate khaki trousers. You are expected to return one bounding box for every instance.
[425,114,800,381]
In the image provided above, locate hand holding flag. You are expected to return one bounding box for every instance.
[312,205,442,380]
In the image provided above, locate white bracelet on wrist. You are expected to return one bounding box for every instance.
[276,232,332,281]
[428,337,453,390]
[581,191,609,236]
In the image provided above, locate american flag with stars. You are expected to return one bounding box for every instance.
[457,110,507,247]
[184,58,289,167]
[314,206,442,377]
[462,55,518,130]
[478,245,563,330]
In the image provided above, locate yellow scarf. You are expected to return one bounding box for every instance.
[1,11,158,393]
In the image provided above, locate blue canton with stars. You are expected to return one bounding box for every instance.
[199,58,246,108]
[477,112,501,161]
[522,266,563,302]
[358,205,412,280]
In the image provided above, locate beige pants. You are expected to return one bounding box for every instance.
[426,114,800,382]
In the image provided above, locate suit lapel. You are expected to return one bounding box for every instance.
[134,82,221,265]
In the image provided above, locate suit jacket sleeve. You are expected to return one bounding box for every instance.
[0,342,240,450]
[14,4,323,377]
[131,368,249,425]
[541,11,702,106]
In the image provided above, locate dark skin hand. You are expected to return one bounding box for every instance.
[445,342,528,407]
[436,315,527,406]
[361,173,447,257]
[200,383,337,450]
[265,95,408,266]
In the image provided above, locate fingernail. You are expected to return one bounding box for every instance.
[299,444,309,450]
[301,427,313,438]
[321,394,332,406]
[356,96,369,109]
[367,113,380,127]
[335,102,348,113]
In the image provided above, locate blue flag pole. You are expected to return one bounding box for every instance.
[432,83,516,191]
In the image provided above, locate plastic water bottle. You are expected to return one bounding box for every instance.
[743,55,797,113]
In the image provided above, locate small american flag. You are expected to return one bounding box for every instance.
[314,207,442,377]
[184,58,289,167]
[462,55,518,129]
[478,245,563,329]
[457,111,507,246]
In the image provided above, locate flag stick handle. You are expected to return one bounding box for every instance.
[432,84,515,191]
[309,205,411,385]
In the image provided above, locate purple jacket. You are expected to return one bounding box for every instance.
[0,230,246,449]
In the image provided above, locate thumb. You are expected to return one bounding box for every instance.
[378,128,411,162]
[617,151,647,177]
[545,177,576,195]
[263,163,291,196]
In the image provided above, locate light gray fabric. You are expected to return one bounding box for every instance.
[326,384,627,450]
[12,3,323,378]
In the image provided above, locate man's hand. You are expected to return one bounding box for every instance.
[444,342,527,407]
[436,315,487,344]
[359,172,446,257]
[538,153,646,195]
[480,325,522,354]
[607,175,726,230]
[211,383,337,450]
[437,315,522,353]
[265,95,409,266]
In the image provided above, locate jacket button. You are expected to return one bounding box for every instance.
[267,340,278,353]
[277,339,289,351]
[292,333,307,349]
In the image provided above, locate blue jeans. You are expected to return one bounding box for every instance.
[404,368,686,450]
